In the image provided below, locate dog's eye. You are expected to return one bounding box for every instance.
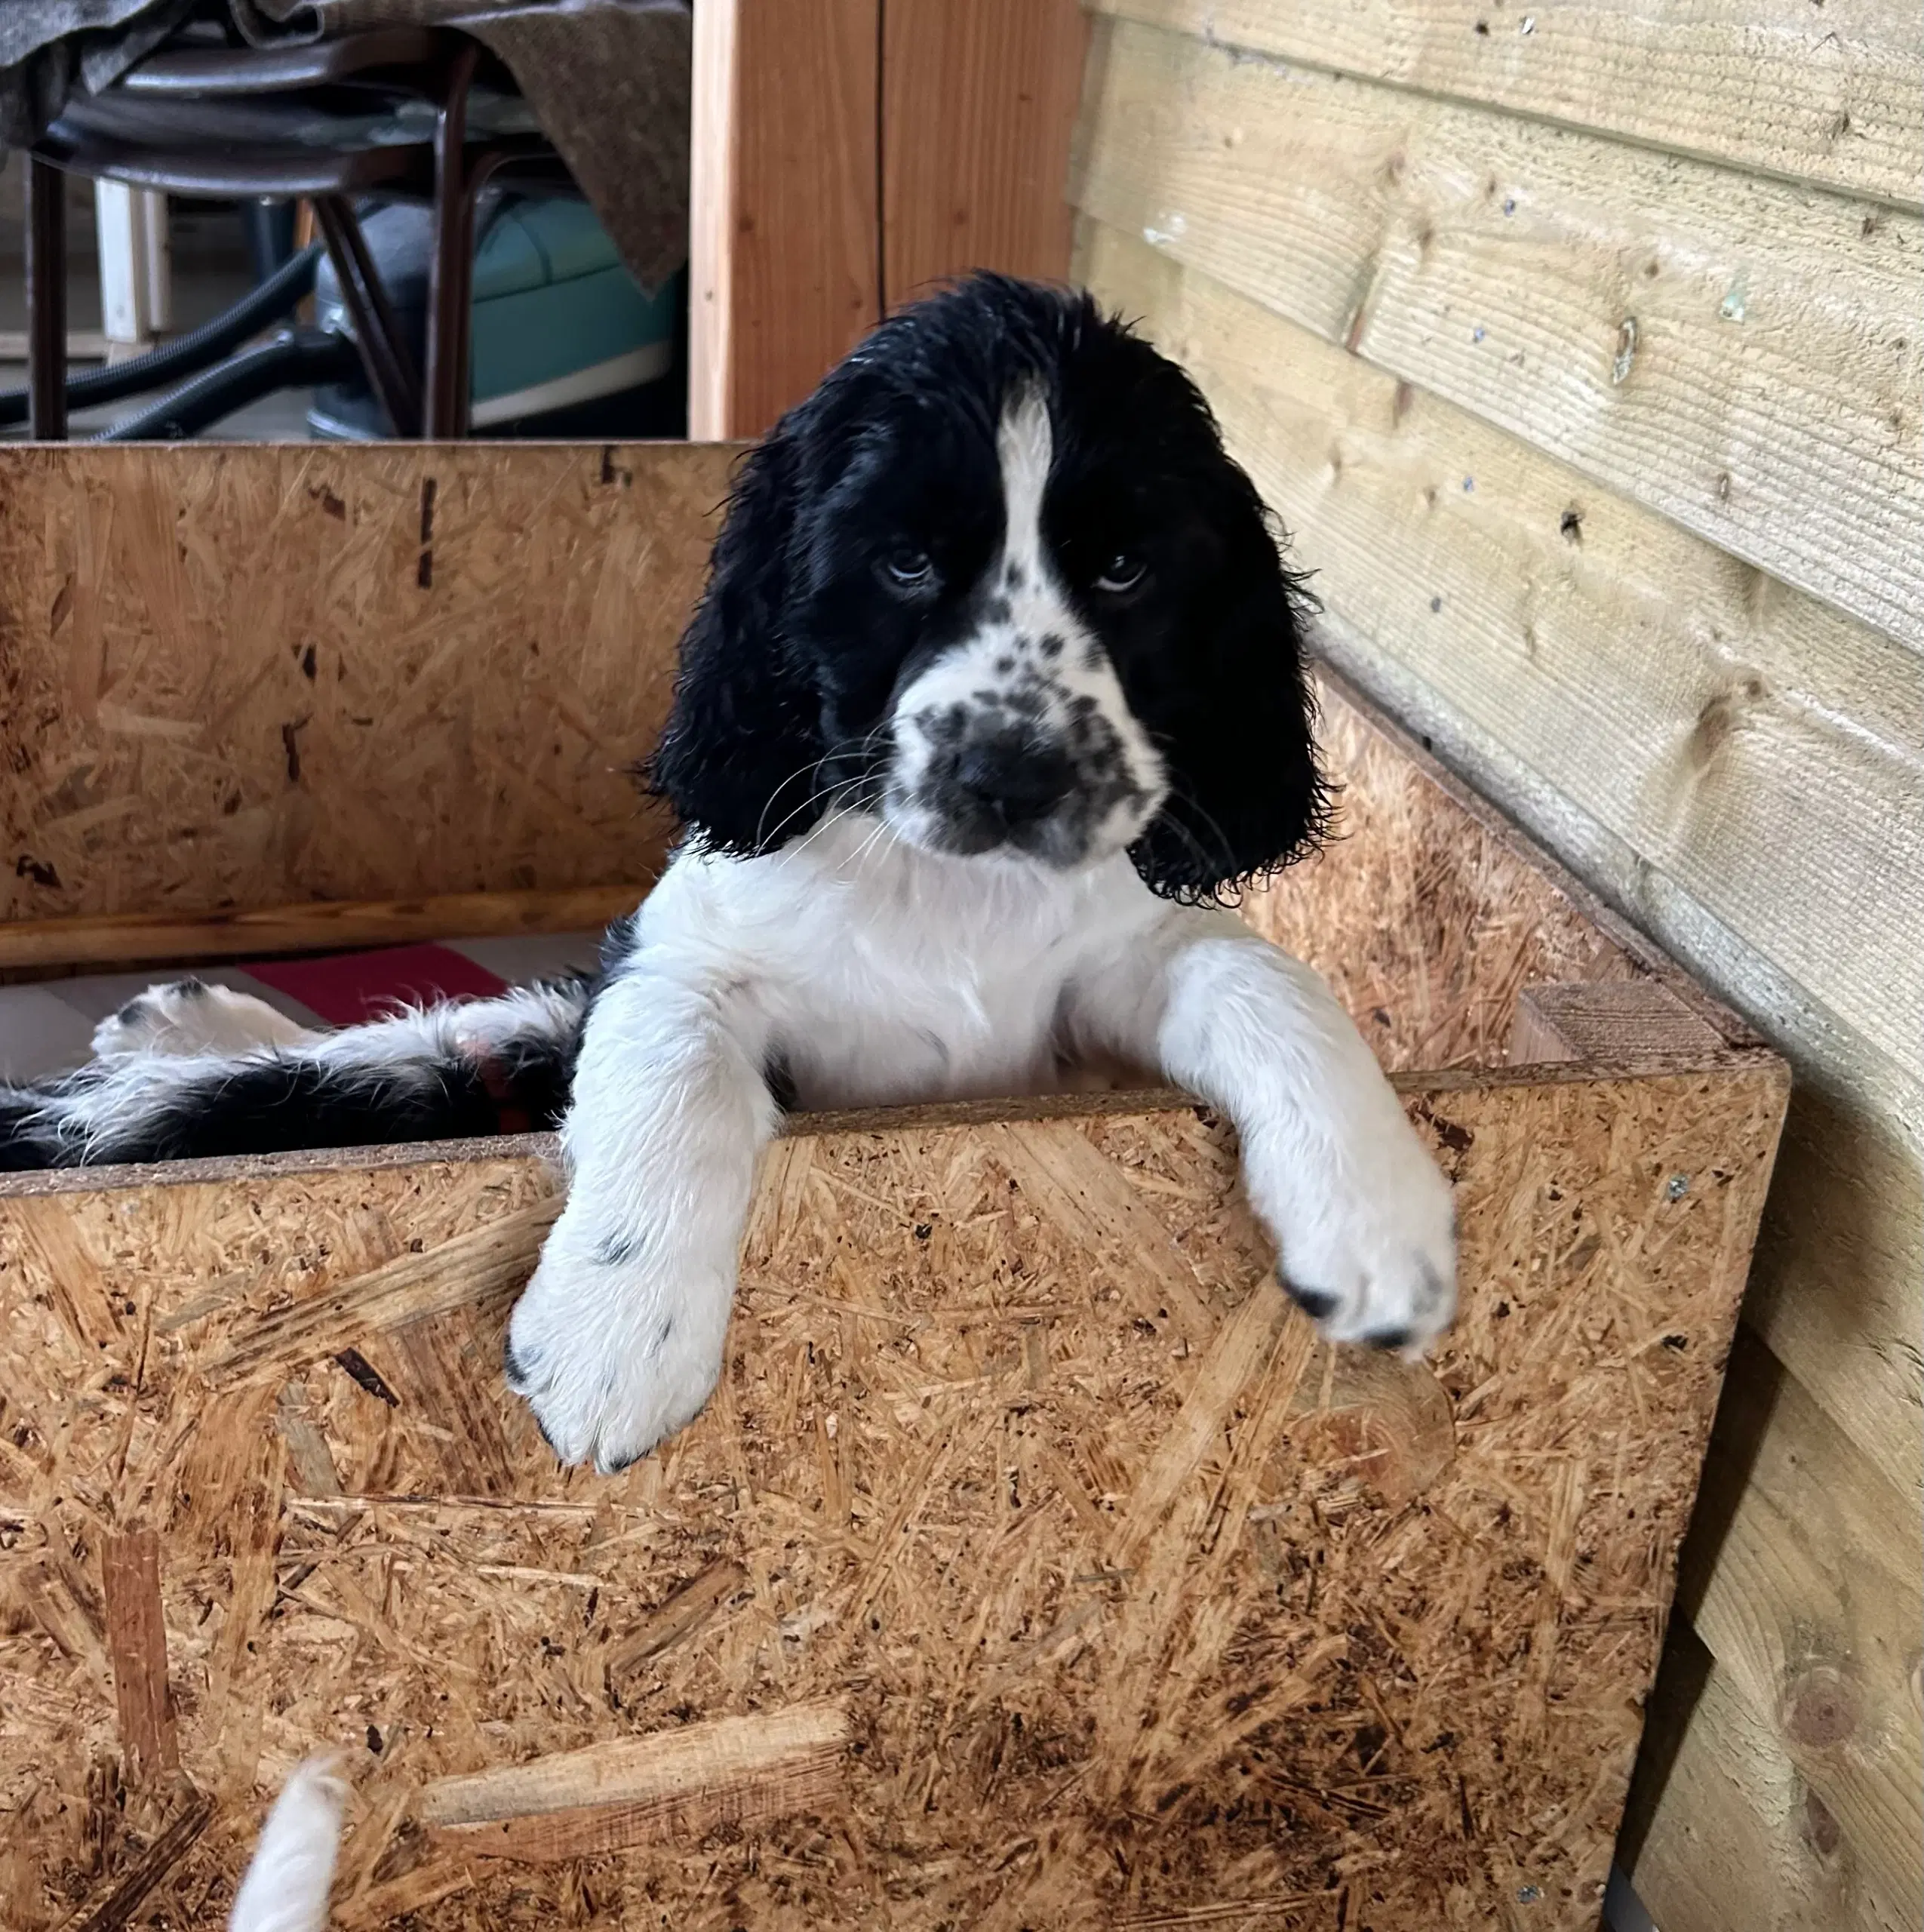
[882,546,936,590]
[1095,552,1148,595]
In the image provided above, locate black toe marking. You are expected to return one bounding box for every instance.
[114,996,149,1026]
[601,1447,640,1474]
[502,1332,533,1389]
[764,1053,798,1113]
[1283,1281,1339,1320]
[1364,1325,1413,1352]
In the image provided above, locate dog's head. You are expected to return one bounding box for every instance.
[650,275,1326,898]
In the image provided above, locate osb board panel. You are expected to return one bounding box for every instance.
[0,1066,1787,1930]
[1252,681,1643,1073]
[0,442,738,928]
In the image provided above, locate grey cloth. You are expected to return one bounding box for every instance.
[0,0,171,68]
[1,0,198,143]
[2,0,690,290]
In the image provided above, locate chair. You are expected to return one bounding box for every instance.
[23,24,561,440]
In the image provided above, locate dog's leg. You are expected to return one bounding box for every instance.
[92,980,319,1060]
[504,964,777,1472]
[1068,910,1456,1350]
[228,1755,348,1932]
[0,980,588,1172]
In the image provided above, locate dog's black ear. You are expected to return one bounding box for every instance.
[646,427,826,854]
[1130,485,1329,903]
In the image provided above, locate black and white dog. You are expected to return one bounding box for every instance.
[2,276,1455,1475]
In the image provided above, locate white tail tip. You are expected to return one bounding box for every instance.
[228,1756,349,1932]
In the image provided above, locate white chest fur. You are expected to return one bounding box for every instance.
[629,817,1166,1109]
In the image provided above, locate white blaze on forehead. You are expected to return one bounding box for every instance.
[997,386,1054,589]
[878,381,1167,866]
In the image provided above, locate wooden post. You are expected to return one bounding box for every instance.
[881,0,1089,306]
[688,0,883,439]
[688,0,1090,439]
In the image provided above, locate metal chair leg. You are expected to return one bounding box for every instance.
[312,193,423,438]
[26,156,69,441]
[426,39,481,438]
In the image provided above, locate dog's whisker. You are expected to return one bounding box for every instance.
[753,756,844,851]
[839,813,897,881]
[1155,779,1240,881]
[1163,802,1228,880]
[750,724,897,854]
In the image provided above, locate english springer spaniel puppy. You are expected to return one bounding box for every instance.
[2,276,1455,1473]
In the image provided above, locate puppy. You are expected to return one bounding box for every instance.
[1,275,1456,1474]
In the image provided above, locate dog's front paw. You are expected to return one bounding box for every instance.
[503,1222,730,1473]
[1260,1111,1458,1354]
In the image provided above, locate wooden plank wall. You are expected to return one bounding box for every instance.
[1068,7,1923,1930]
[690,0,1088,438]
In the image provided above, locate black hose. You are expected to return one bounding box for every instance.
[0,242,325,429]
[92,329,361,442]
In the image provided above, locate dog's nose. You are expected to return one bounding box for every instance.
[954,735,1074,828]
